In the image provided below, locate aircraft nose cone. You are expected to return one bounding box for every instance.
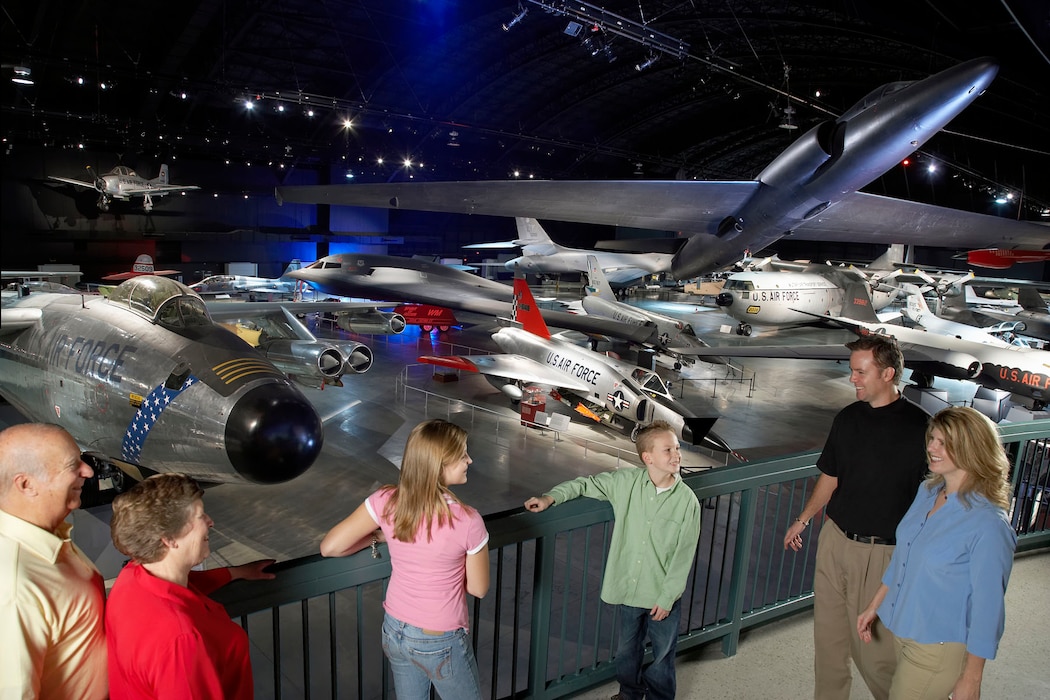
[225,383,323,483]
[715,292,734,307]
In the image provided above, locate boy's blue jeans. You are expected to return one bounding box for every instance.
[614,600,681,700]
[381,612,483,700]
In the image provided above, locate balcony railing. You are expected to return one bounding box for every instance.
[214,418,1050,700]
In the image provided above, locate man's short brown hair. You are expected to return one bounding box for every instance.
[845,334,905,385]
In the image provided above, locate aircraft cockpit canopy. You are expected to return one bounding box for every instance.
[110,165,138,177]
[108,276,212,331]
[631,368,670,397]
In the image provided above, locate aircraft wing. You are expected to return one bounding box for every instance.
[122,184,201,195]
[47,175,97,189]
[418,353,596,393]
[205,300,393,317]
[276,180,1048,250]
[791,192,1048,248]
[278,180,758,233]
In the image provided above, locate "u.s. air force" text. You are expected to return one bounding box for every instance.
[48,335,136,383]
[545,352,601,385]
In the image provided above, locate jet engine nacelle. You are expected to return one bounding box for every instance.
[336,310,407,335]
[256,340,346,383]
[908,351,983,381]
[332,342,374,374]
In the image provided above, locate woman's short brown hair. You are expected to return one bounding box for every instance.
[110,474,204,563]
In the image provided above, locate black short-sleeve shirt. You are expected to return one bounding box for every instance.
[817,396,930,539]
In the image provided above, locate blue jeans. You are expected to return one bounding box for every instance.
[381,612,483,700]
[614,600,681,700]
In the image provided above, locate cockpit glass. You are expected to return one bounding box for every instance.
[108,276,212,330]
[631,368,668,396]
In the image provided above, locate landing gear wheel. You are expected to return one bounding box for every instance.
[421,324,434,332]
[740,324,753,336]
[439,325,450,332]
[673,362,682,370]
[630,424,640,443]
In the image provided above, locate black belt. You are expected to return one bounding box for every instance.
[843,531,895,546]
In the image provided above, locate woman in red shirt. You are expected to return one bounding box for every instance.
[105,474,275,699]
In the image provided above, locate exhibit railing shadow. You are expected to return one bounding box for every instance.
[213,419,1050,700]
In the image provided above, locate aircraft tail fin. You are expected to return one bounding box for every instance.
[513,218,555,246]
[584,255,616,301]
[901,283,931,317]
[281,259,303,278]
[1017,286,1048,313]
[868,243,905,270]
[512,275,552,340]
[839,282,881,323]
[154,164,169,185]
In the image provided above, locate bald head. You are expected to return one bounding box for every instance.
[0,423,93,532]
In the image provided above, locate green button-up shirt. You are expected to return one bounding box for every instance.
[546,467,701,611]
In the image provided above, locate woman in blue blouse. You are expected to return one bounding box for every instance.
[857,406,1016,700]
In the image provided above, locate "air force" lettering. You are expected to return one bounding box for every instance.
[48,335,136,383]
[544,351,601,385]
[995,365,1050,390]
[759,290,800,302]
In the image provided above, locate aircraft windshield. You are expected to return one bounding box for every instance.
[631,368,669,397]
[108,276,212,330]
[723,279,755,292]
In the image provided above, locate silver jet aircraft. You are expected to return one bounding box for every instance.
[0,276,372,500]
[467,218,673,285]
[418,275,734,455]
[580,255,728,369]
[288,253,658,345]
[48,163,200,212]
[276,58,1046,280]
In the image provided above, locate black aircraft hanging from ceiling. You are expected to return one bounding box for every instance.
[0,276,376,502]
[275,57,1047,280]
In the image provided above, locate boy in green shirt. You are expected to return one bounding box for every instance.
[525,420,701,700]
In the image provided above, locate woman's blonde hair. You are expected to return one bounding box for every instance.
[111,473,204,563]
[382,419,470,543]
[925,406,1010,509]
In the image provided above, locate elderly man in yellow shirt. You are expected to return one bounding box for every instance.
[0,423,107,699]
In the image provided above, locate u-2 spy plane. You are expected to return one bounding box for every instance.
[0,276,374,501]
[466,218,674,285]
[418,275,734,455]
[275,58,1047,280]
[48,163,200,212]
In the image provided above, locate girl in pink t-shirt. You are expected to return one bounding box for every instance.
[321,419,490,700]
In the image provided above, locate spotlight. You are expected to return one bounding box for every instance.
[502,6,527,32]
[12,66,33,85]
[635,54,660,72]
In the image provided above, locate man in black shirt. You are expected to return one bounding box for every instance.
[783,335,929,700]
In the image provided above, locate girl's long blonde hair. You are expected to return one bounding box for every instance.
[924,406,1010,509]
[382,419,469,543]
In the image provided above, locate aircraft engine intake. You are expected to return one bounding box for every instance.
[715,292,734,307]
[224,383,323,483]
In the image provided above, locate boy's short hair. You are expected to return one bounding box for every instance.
[634,420,676,461]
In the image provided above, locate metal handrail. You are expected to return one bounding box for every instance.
[214,419,1050,700]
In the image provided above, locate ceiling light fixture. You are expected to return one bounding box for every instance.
[502,6,528,32]
[12,65,33,85]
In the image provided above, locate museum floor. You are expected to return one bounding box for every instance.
[8,285,1045,698]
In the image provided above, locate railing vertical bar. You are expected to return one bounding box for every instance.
[328,592,337,699]
[300,599,311,698]
[272,606,282,700]
[722,487,758,656]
